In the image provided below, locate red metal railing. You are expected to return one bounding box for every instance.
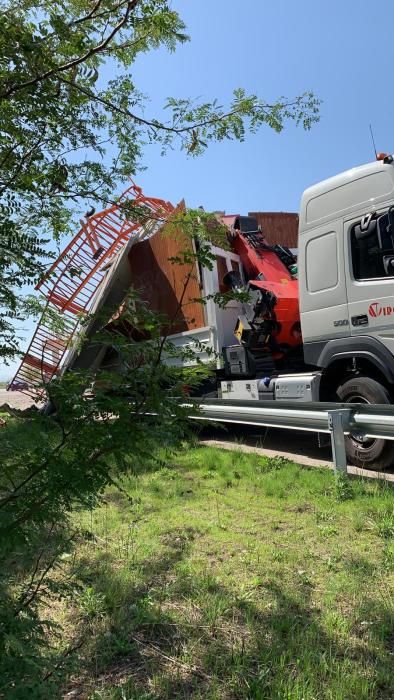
[9,184,174,396]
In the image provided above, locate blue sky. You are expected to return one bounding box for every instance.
[2,0,394,380]
[132,0,394,212]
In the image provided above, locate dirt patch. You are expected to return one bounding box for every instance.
[0,388,38,411]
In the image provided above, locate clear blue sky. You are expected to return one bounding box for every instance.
[2,0,394,380]
[133,0,394,212]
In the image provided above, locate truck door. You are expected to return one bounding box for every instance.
[345,207,394,355]
[213,249,245,347]
[299,222,350,344]
[200,247,244,363]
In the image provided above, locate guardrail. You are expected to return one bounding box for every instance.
[185,399,394,473]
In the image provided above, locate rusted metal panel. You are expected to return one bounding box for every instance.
[248,212,299,248]
[128,212,205,334]
[216,254,229,292]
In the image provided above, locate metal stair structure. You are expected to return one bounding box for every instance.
[9,184,174,396]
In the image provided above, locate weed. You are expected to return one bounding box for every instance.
[318,524,339,537]
[297,568,315,586]
[325,553,342,572]
[374,508,394,540]
[260,455,292,472]
[271,548,287,563]
[333,472,354,501]
[78,586,107,620]
[382,544,394,571]
[315,509,336,523]
[352,513,366,533]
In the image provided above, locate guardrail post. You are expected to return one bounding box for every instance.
[328,409,351,473]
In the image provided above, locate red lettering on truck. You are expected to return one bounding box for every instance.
[368,302,394,317]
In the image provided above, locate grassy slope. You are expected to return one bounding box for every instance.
[61,447,394,700]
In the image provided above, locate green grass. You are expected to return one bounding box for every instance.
[53,447,394,700]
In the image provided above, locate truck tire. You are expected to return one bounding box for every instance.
[336,376,394,469]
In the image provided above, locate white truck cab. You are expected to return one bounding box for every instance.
[299,155,394,359]
[220,156,394,468]
[297,155,394,467]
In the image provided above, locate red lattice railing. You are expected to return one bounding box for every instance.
[9,184,174,396]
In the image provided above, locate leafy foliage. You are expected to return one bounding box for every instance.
[0,208,223,693]
[0,226,49,360]
[0,0,319,359]
[0,2,321,694]
[0,291,208,695]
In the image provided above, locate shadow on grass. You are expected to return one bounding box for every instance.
[66,533,393,700]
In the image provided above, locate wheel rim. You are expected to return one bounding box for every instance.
[344,394,377,450]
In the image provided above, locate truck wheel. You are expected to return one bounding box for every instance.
[336,376,394,469]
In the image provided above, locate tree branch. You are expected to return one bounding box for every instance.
[0,1,139,100]
[59,77,309,139]
[0,426,69,509]
[14,529,78,615]
[42,637,85,681]
[15,522,56,611]
[69,0,103,27]
[0,131,49,195]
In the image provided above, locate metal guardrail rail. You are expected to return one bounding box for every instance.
[185,398,394,473]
